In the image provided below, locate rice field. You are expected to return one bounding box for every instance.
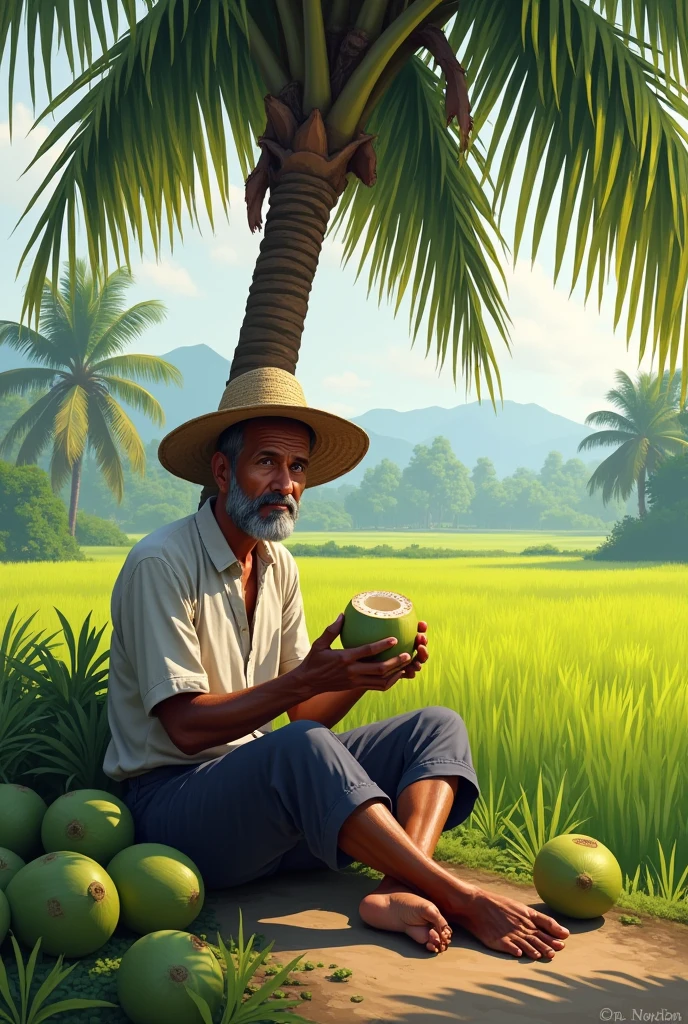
[1,539,686,892]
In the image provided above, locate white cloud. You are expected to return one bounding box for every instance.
[137,259,199,297]
[322,370,372,393]
[319,400,357,417]
[210,245,240,265]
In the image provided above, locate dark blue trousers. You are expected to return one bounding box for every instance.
[123,707,480,890]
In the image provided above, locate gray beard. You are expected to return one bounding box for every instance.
[225,477,300,541]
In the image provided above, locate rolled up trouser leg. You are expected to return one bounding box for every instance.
[123,719,392,889]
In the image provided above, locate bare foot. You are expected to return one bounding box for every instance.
[448,887,569,960]
[360,884,453,954]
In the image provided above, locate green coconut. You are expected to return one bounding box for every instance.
[340,591,417,663]
[117,930,224,1024]
[41,788,135,865]
[5,851,120,957]
[533,834,623,919]
[0,784,47,859]
[0,847,25,892]
[0,889,9,946]
[107,843,204,935]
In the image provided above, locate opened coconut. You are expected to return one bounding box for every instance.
[0,889,9,946]
[107,843,204,935]
[341,591,417,662]
[117,929,224,1024]
[41,788,135,865]
[0,784,47,859]
[5,851,120,956]
[0,847,25,892]
[533,834,623,919]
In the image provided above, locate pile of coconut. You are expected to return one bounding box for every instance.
[0,784,223,1024]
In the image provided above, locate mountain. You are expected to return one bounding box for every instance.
[353,403,593,477]
[0,342,593,478]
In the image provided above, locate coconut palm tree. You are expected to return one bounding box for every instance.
[577,371,688,517]
[0,260,182,534]
[3,3,688,409]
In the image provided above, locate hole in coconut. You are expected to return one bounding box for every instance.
[88,881,106,901]
[576,873,594,890]
[352,591,412,618]
[188,890,200,905]
[0,860,7,870]
[47,899,63,917]
[42,854,57,863]
[169,966,190,983]
[190,936,207,950]
[66,820,85,838]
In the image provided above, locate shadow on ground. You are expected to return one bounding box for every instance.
[210,865,688,1023]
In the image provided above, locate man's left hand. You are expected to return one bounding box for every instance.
[379,621,428,690]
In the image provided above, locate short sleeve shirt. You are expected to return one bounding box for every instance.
[102,498,310,781]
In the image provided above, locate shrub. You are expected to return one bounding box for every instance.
[592,506,688,562]
[0,461,81,562]
[76,511,131,546]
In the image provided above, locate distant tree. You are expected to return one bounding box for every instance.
[346,459,401,528]
[578,371,688,517]
[501,468,550,529]
[0,461,81,562]
[647,453,688,512]
[0,260,181,535]
[399,438,472,528]
[469,457,506,527]
[75,512,130,546]
[297,499,353,532]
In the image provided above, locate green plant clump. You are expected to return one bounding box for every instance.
[330,968,353,982]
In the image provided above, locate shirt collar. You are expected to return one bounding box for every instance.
[195,498,276,573]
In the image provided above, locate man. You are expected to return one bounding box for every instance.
[104,366,568,960]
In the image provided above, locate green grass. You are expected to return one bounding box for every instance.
[288,530,607,551]
[1,536,686,906]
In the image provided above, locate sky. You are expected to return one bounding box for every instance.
[0,38,654,427]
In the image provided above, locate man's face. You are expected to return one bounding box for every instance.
[219,418,311,542]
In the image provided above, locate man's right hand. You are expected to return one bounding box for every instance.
[295,614,412,695]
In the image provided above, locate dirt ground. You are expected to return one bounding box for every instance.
[211,864,688,1024]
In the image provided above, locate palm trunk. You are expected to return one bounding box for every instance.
[68,457,83,537]
[638,467,647,517]
[229,170,340,380]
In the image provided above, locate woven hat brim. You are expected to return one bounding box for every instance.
[158,404,370,488]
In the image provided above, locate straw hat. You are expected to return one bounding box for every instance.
[158,366,370,488]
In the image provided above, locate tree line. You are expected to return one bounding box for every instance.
[299,441,626,532]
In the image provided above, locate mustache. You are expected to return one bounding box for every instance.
[256,492,299,517]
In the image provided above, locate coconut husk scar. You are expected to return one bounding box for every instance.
[158,366,369,488]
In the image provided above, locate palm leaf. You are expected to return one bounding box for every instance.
[332,55,510,402]
[92,353,182,386]
[451,0,688,400]
[85,394,126,500]
[583,408,636,430]
[98,377,165,426]
[0,367,57,399]
[2,387,63,463]
[52,384,89,465]
[591,1,688,84]
[87,302,168,362]
[0,1,140,123]
[15,0,264,322]
[0,320,66,369]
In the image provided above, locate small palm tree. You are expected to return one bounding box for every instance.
[577,371,688,517]
[0,260,181,535]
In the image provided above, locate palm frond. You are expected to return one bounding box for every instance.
[85,395,125,501]
[0,0,140,122]
[590,1,688,84]
[583,409,636,430]
[16,0,265,322]
[87,303,169,363]
[12,389,65,465]
[331,55,510,402]
[98,376,165,426]
[451,0,688,400]
[53,384,89,465]
[586,439,643,502]
[0,366,58,399]
[578,428,635,451]
[0,320,66,369]
[93,353,182,386]
[49,441,75,494]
